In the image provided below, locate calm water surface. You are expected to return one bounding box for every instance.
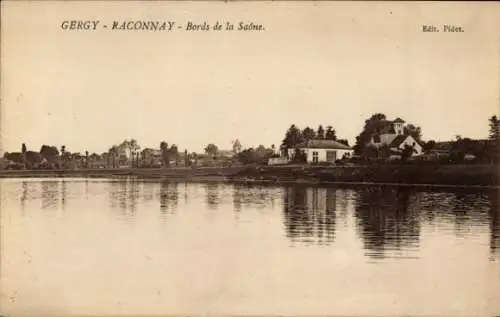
[1,178,499,316]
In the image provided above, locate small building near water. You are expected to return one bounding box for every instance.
[288,139,354,164]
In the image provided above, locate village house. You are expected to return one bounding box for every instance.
[287,139,354,164]
[369,118,423,156]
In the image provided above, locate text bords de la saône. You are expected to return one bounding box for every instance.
[61,20,265,31]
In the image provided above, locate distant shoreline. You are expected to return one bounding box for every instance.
[0,164,498,190]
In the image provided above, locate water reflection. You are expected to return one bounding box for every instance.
[20,181,28,209]
[108,179,140,217]
[283,187,338,245]
[353,187,421,259]
[489,189,500,258]
[3,179,500,315]
[205,183,221,209]
[40,180,61,210]
[232,184,280,212]
[7,178,500,261]
[158,181,178,214]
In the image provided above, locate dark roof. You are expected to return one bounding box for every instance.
[389,135,409,147]
[298,139,352,150]
[390,135,424,148]
[393,117,405,123]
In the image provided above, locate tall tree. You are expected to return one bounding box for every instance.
[489,115,500,141]
[169,144,179,166]
[204,144,219,158]
[232,139,242,154]
[404,124,422,141]
[184,149,189,166]
[281,125,303,147]
[325,126,337,141]
[281,124,304,158]
[317,125,325,139]
[109,145,119,168]
[60,145,66,168]
[160,141,170,167]
[40,145,59,163]
[488,115,500,163]
[21,143,27,169]
[302,126,316,141]
[354,113,387,155]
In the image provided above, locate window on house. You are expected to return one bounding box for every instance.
[312,151,319,163]
[373,135,381,143]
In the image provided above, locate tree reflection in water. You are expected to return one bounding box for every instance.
[231,184,280,213]
[205,183,221,209]
[488,189,500,259]
[158,180,179,215]
[40,180,61,210]
[108,178,140,219]
[283,186,337,245]
[353,186,421,259]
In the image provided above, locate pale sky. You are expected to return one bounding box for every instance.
[1,1,499,154]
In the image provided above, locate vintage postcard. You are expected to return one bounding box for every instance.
[1,1,499,316]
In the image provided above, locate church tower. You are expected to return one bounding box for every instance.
[393,118,405,135]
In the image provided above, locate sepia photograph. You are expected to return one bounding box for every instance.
[1,1,499,316]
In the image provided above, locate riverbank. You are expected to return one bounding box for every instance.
[0,164,498,189]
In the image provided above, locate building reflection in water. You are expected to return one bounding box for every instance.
[353,187,421,259]
[283,186,337,245]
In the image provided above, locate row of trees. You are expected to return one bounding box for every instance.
[3,137,278,169]
[279,114,499,164]
[4,115,499,169]
[281,124,350,158]
[3,143,95,169]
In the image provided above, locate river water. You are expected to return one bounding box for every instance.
[1,178,499,316]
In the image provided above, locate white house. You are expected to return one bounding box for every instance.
[387,134,423,155]
[288,139,354,164]
[369,118,423,155]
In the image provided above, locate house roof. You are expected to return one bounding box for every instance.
[298,139,352,150]
[390,134,423,148]
[389,135,409,147]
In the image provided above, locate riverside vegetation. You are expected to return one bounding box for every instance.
[1,114,499,188]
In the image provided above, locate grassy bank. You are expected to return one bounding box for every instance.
[0,164,498,188]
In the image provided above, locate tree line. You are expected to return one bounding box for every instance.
[3,114,499,169]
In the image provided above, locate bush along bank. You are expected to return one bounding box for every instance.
[228,164,499,187]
